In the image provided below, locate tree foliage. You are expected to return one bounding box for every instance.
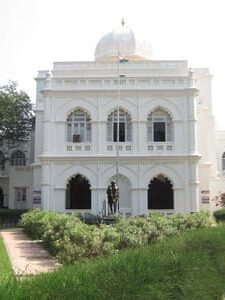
[0,82,33,147]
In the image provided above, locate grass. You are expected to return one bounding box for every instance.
[0,235,13,280]
[1,225,225,299]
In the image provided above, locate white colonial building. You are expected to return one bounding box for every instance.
[1,21,225,215]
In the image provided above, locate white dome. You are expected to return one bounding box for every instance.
[95,21,152,62]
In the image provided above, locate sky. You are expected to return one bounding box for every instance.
[0,0,224,128]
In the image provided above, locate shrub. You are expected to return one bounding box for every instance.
[41,213,82,255]
[38,213,119,264]
[19,210,215,264]
[213,209,225,222]
[115,218,147,249]
[171,210,215,231]
[18,209,56,239]
[146,213,178,239]
[185,211,215,228]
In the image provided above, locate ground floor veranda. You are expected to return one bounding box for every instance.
[35,159,199,215]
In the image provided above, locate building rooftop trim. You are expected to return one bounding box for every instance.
[53,60,188,69]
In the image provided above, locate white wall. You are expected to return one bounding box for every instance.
[8,166,33,209]
[33,60,202,214]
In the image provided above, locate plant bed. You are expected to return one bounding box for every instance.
[19,210,215,264]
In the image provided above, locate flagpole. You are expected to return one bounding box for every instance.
[116,52,120,214]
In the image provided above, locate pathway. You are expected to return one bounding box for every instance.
[1,228,61,276]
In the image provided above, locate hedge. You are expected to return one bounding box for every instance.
[0,209,27,228]
[19,210,215,264]
[213,208,225,222]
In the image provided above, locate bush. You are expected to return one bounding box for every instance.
[19,210,215,264]
[115,217,147,249]
[44,218,120,263]
[213,209,225,222]
[18,209,56,239]
[171,210,215,231]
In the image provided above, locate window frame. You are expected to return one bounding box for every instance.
[66,109,91,143]
[222,152,225,171]
[11,151,26,166]
[107,109,132,142]
[147,109,173,143]
[15,187,26,202]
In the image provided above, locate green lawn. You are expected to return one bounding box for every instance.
[0,235,13,280]
[1,225,225,299]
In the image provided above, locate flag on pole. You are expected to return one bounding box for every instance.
[119,58,129,63]
[118,51,129,63]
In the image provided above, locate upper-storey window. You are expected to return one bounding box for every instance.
[222,152,225,171]
[67,109,91,143]
[147,109,173,142]
[11,150,26,166]
[107,109,132,142]
[0,151,4,170]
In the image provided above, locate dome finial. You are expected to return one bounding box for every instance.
[121,18,125,27]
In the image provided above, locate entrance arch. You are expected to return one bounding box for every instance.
[0,187,3,208]
[66,174,91,209]
[148,175,174,209]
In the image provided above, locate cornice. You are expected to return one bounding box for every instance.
[39,154,201,163]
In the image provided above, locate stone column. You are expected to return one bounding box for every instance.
[91,188,98,214]
[187,95,197,154]
[173,187,185,212]
[41,163,50,210]
[131,188,148,216]
[43,96,52,154]
[54,188,66,212]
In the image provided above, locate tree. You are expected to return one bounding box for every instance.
[0,81,33,148]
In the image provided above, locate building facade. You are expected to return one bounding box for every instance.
[1,22,225,215]
[0,145,33,210]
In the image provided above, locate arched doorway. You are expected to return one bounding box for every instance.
[0,187,4,208]
[148,175,174,209]
[108,175,132,214]
[66,174,91,209]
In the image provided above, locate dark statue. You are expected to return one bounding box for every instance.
[107,181,119,215]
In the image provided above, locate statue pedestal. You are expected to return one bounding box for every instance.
[101,216,117,225]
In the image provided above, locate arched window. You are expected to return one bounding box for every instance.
[147,109,173,142]
[222,152,225,171]
[67,109,91,143]
[0,151,4,170]
[107,109,132,142]
[11,151,26,166]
